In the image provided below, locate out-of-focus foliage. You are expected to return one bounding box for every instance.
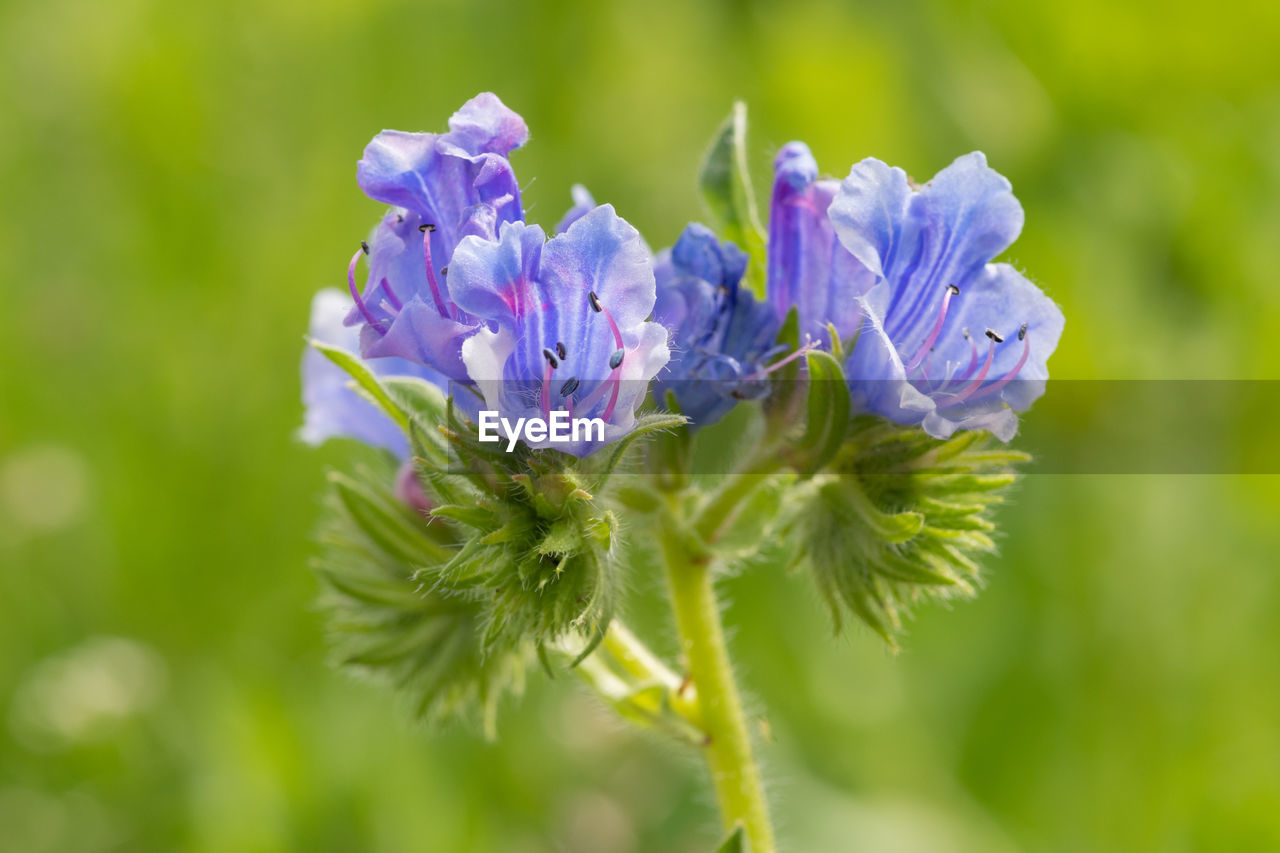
[1,0,1278,851]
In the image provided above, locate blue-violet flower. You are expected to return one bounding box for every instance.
[344,93,529,381]
[829,152,1064,441]
[448,205,670,457]
[651,224,781,426]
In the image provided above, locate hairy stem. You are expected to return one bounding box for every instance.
[563,621,707,746]
[662,500,775,852]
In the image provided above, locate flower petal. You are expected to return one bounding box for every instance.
[447,221,547,327]
[444,92,529,156]
[928,262,1064,411]
[843,282,935,424]
[880,152,1025,345]
[828,157,911,277]
[362,295,476,382]
[766,142,877,343]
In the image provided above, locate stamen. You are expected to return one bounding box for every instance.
[970,324,1031,401]
[904,284,959,373]
[936,327,981,393]
[602,374,622,422]
[560,377,580,397]
[347,247,385,333]
[575,349,628,420]
[540,359,552,421]
[420,229,450,318]
[741,336,819,381]
[939,335,997,406]
[985,328,1004,344]
[360,241,370,255]
[417,223,437,233]
[379,277,403,312]
[542,348,560,369]
[592,295,625,349]
[555,341,567,361]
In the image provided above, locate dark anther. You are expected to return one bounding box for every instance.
[360,240,370,255]
[555,341,567,361]
[418,223,437,233]
[559,377,580,397]
[947,284,960,295]
[962,327,971,339]
[542,348,559,369]
[396,214,404,223]
[985,328,1004,343]
[588,291,602,312]
[440,266,448,276]
[608,348,625,369]
[1018,322,1028,341]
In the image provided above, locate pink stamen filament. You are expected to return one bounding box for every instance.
[380,277,403,312]
[967,331,1030,403]
[421,231,451,319]
[540,359,552,421]
[743,337,819,381]
[576,357,625,417]
[348,248,386,333]
[593,298,625,350]
[602,366,622,422]
[904,285,957,373]
[938,337,995,407]
[935,330,980,394]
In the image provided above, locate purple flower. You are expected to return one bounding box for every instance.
[448,205,670,457]
[828,152,1064,440]
[651,224,781,426]
[766,142,877,346]
[343,93,529,381]
[301,289,445,457]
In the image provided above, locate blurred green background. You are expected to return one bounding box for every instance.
[3,0,1279,850]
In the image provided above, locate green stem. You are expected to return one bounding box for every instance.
[561,622,707,746]
[661,502,775,853]
[694,455,786,543]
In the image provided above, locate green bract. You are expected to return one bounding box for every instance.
[784,417,1027,649]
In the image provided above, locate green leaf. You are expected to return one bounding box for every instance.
[309,339,409,433]
[536,519,582,556]
[795,351,851,476]
[329,471,448,565]
[592,411,688,487]
[430,504,496,529]
[699,101,767,298]
[714,825,747,853]
[382,376,447,422]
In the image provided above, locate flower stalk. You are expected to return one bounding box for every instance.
[661,496,775,853]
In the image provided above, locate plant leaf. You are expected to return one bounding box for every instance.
[795,351,851,476]
[699,101,767,298]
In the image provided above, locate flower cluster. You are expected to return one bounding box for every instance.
[304,93,1061,459]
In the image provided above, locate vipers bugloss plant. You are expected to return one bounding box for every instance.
[300,94,1063,853]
